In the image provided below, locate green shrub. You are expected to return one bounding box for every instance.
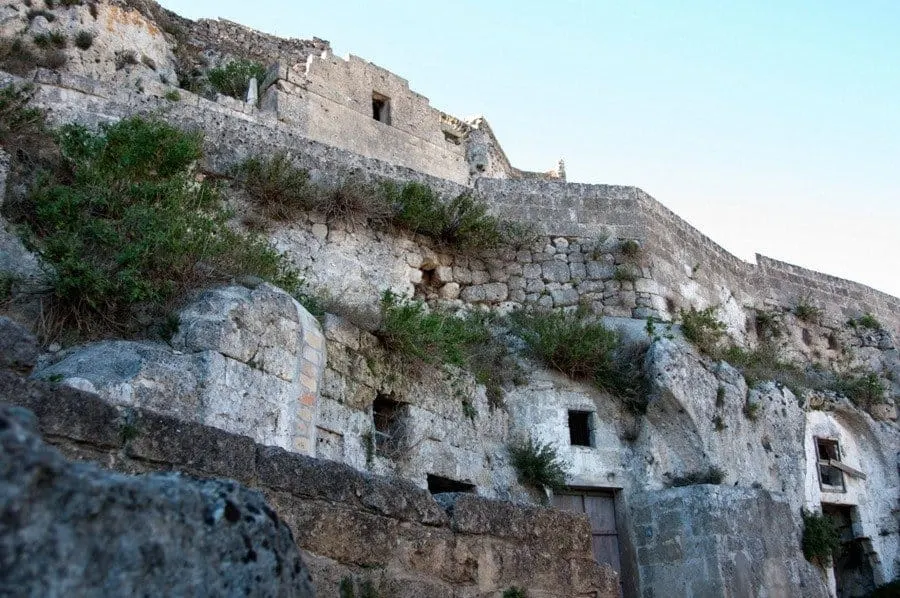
[743,399,761,421]
[74,30,93,50]
[208,59,266,99]
[377,291,489,367]
[512,308,648,411]
[721,344,811,392]
[385,182,504,251]
[754,308,784,339]
[233,153,313,221]
[511,308,617,379]
[34,31,66,48]
[503,588,527,598]
[680,306,726,355]
[164,90,181,101]
[669,466,725,487]
[14,117,299,337]
[832,372,886,409]
[849,313,882,330]
[801,510,841,564]
[509,436,567,492]
[620,239,643,260]
[339,577,354,598]
[794,298,823,324]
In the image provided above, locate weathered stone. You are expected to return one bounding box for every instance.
[542,261,570,283]
[439,282,461,300]
[0,403,314,598]
[551,287,579,307]
[0,317,37,374]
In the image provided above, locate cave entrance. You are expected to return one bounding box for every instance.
[426,474,475,495]
[821,504,876,598]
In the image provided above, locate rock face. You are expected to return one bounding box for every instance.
[630,485,827,597]
[33,284,325,455]
[0,402,315,598]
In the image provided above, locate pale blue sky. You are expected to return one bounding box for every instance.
[160,0,900,298]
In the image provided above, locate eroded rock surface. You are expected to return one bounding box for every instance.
[0,402,315,598]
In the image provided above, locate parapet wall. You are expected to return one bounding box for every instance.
[189,18,331,68]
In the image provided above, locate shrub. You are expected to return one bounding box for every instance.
[743,399,761,421]
[849,313,882,330]
[680,306,726,355]
[503,588,527,598]
[0,37,40,75]
[511,308,617,379]
[164,90,181,101]
[832,372,886,409]
[620,239,643,260]
[794,297,823,324]
[720,344,812,393]
[315,177,391,225]
[232,153,313,221]
[509,436,567,492]
[208,59,266,99]
[385,182,504,251]
[14,117,299,338]
[512,308,648,411]
[754,308,784,339]
[801,510,841,564]
[0,84,60,177]
[74,30,93,50]
[377,291,489,367]
[669,466,725,487]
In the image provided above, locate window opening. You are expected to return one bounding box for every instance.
[372,92,391,124]
[816,437,845,492]
[569,410,594,447]
[372,395,406,456]
[427,474,475,495]
[443,130,461,144]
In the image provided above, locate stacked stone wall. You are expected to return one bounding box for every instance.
[189,18,330,68]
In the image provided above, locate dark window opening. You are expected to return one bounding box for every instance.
[372,92,391,124]
[427,474,475,495]
[816,437,845,491]
[372,395,406,456]
[569,410,594,447]
[443,130,461,144]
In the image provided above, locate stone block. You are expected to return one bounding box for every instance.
[542,261,570,283]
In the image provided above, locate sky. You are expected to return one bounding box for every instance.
[159,0,900,298]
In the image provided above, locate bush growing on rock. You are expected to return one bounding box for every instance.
[511,308,649,412]
[9,116,299,338]
[207,59,266,99]
[679,306,727,355]
[508,436,567,493]
[801,509,841,565]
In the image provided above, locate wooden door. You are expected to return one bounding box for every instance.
[553,491,621,575]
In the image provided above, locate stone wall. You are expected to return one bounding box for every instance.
[629,486,827,598]
[262,54,471,184]
[0,370,619,598]
[316,314,526,500]
[189,18,330,68]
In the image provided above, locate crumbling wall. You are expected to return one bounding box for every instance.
[0,370,619,598]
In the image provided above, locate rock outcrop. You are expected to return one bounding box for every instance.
[33,283,324,455]
[0,401,315,597]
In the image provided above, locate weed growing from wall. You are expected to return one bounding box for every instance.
[679,306,726,355]
[508,436,567,493]
[503,588,527,598]
[511,308,649,412]
[793,297,823,324]
[832,372,886,409]
[801,509,841,565]
[848,313,882,330]
[8,117,300,338]
[207,59,266,99]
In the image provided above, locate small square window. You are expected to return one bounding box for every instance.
[568,410,593,447]
[372,92,391,124]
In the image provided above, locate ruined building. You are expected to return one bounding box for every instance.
[0,2,897,597]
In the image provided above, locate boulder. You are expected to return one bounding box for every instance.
[0,403,315,597]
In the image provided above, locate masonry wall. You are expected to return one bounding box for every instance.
[262,54,471,184]
[0,370,618,598]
